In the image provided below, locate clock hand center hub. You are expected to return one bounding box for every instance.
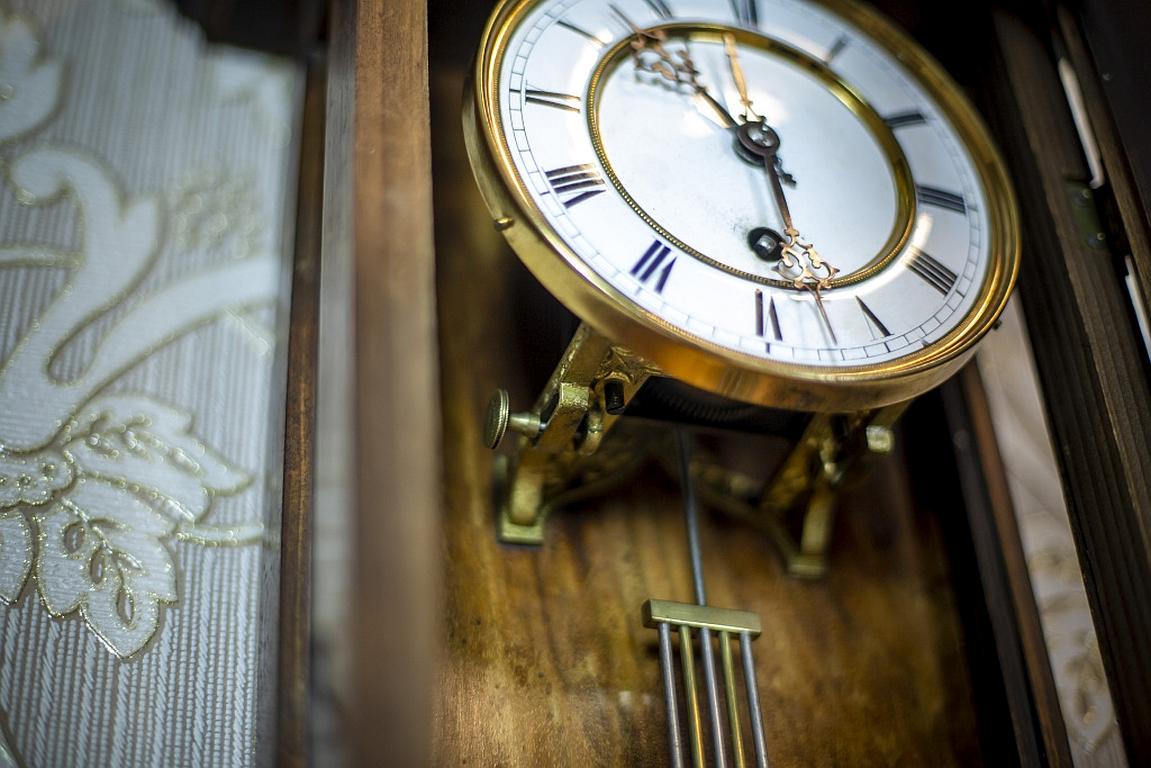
[736,118,780,157]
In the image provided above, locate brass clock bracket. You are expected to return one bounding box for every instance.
[484,323,907,573]
[688,404,906,578]
[485,322,656,543]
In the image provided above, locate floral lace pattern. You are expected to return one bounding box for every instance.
[0,12,274,660]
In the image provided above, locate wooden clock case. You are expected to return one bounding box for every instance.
[177,0,1151,764]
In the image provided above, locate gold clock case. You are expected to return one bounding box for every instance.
[464,0,1021,413]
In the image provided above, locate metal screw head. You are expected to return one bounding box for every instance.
[483,389,511,449]
[603,378,627,415]
[866,424,894,455]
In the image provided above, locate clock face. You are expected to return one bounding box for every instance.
[475,0,1016,382]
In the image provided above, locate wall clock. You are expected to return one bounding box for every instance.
[463,0,1019,568]
[466,0,1017,406]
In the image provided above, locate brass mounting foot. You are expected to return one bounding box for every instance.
[494,455,546,544]
[691,405,906,578]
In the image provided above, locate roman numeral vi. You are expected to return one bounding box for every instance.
[755,290,782,343]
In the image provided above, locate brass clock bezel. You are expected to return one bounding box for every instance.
[464,0,1020,413]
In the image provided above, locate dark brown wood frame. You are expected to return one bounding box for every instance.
[942,368,1073,766]
[327,1,443,766]
[277,54,327,768]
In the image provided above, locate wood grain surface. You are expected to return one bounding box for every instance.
[326,0,443,765]
[432,278,987,765]
[428,23,990,761]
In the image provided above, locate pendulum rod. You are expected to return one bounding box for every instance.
[679,430,727,768]
[647,431,770,768]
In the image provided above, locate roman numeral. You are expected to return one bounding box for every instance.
[544,164,605,208]
[856,297,891,338]
[884,111,926,128]
[917,185,967,214]
[730,0,758,26]
[524,88,581,113]
[555,19,607,48]
[642,0,674,19]
[907,247,958,295]
[755,290,782,343]
[632,240,676,293]
[824,35,849,63]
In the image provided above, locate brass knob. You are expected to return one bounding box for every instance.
[483,389,542,449]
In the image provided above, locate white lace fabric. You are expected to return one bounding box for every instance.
[0,2,301,765]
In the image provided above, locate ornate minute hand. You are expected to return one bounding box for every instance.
[723,33,759,122]
[725,33,794,185]
[737,120,840,342]
[725,36,840,342]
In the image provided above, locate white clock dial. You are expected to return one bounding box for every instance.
[492,0,999,368]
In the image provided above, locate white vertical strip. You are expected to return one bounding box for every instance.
[977,301,1129,768]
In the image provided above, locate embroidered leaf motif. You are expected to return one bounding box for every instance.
[34,478,176,657]
[0,450,73,508]
[0,510,31,602]
[1057,638,1112,749]
[63,394,251,522]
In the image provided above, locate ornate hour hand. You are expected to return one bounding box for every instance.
[614,7,739,128]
